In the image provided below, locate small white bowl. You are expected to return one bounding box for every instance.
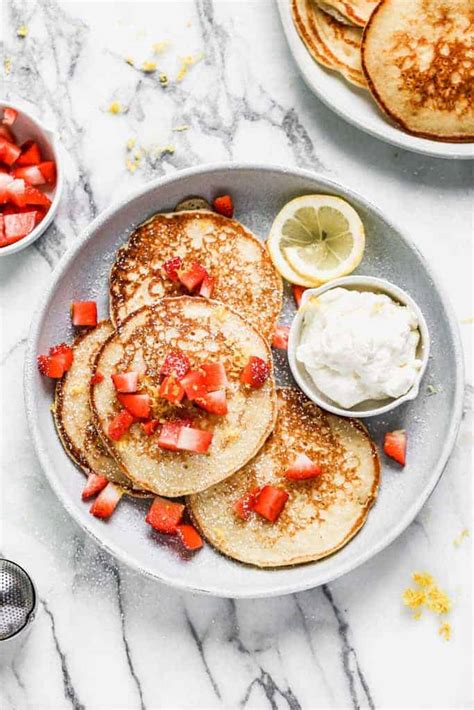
[0,99,63,257]
[288,276,431,418]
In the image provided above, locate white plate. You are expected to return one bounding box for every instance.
[24,164,463,597]
[276,0,474,160]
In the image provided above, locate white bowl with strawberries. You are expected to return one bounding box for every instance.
[0,100,62,256]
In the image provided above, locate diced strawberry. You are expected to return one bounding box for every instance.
[180,370,207,400]
[16,140,42,166]
[213,194,233,218]
[38,161,56,184]
[117,393,151,419]
[145,497,185,533]
[0,125,14,143]
[178,261,208,292]
[81,473,108,500]
[272,325,290,350]
[160,350,190,381]
[199,274,215,299]
[0,173,14,203]
[71,301,97,327]
[176,524,203,551]
[108,409,135,440]
[292,285,307,308]
[384,430,407,465]
[0,138,21,166]
[284,453,322,480]
[90,483,123,519]
[6,179,27,208]
[240,356,270,389]
[91,371,104,385]
[11,166,45,186]
[233,487,260,521]
[49,343,73,372]
[111,371,139,393]
[141,419,160,436]
[176,427,213,453]
[201,361,228,391]
[162,256,183,282]
[37,354,64,378]
[253,485,289,523]
[24,186,51,207]
[2,108,17,126]
[159,374,185,404]
[158,421,183,451]
[195,390,228,415]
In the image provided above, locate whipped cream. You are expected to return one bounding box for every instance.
[296,287,422,409]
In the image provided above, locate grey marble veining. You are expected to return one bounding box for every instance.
[0,1,472,709]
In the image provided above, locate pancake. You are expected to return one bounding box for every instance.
[109,210,283,342]
[292,0,367,88]
[188,388,380,568]
[362,0,474,142]
[54,321,147,494]
[91,297,277,497]
[315,0,379,27]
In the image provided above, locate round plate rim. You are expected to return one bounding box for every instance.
[24,162,464,597]
[275,0,474,160]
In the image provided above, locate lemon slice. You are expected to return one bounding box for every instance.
[267,195,365,286]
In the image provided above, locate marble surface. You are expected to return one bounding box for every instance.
[0,1,472,708]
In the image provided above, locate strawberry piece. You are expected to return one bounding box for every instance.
[162,256,183,282]
[292,285,307,308]
[240,356,270,389]
[176,427,213,453]
[0,173,14,204]
[181,370,207,400]
[384,430,407,465]
[90,483,123,519]
[195,390,228,415]
[24,186,51,207]
[284,453,322,480]
[201,361,228,391]
[159,374,185,404]
[49,343,73,372]
[6,179,27,208]
[91,371,104,385]
[233,487,260,521]
[0,125,14,143]
[158,421,183,451]
[272,325,290,350]
[12,166,45,186]
[37,354,64,378]
[141,419,160,436]
[71,301,97,327]
[176,524,203,551]
[16,140,42,166]
[0,138,21,165]
[81,473,108,500]
[2,108,17,126]
[253,485,289,523]
[108,409,135,440]
[160,350,190,381]
[37,161,56,184]
[213,194,233,218]
[145,497,185,534]
[199,274,215,299]
[111,371,139,393]
[178,261,208,292]
[117,393,151,419]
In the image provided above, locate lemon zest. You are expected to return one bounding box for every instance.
[4,58,12,75]
[176,53,203,82]
[141,60,157,73]
[153,41,170,54]
[402,571,453,637]
[159,73,169,87]
[173,125,190,132]
[453,528,469,547]
[125,56,135,66]
[108,101,122,115]
[126,138,136,151]
[17,25,28,37]
[438,622,451,641]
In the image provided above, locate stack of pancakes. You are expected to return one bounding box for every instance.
[292,0,474,142]
[55,205,380,568]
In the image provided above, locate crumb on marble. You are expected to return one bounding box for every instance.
[108,101,123,115]
[173,125,190,132]
[159,72,169,87]
[141,60,157,73]
[17,25,28,38]
[453,528,469,547]
[402,571,452,636]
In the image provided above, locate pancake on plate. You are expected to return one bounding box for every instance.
[315,0,378,27]
[54,321,146,495]
[91,297,277,497]
[188,388,380,568]
[362,0,474,142]
[292,0,367,88]
[109,210,283,342]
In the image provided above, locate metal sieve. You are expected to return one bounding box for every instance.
[0,560,36,650]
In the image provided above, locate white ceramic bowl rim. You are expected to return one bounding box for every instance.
[24,163,465,597]
[288,275,431,418]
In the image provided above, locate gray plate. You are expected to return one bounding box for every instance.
[24,164,464,598]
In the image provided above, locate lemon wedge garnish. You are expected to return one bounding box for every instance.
[267,195,365,286]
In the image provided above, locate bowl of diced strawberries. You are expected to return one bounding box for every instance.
[0,100,62,256]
